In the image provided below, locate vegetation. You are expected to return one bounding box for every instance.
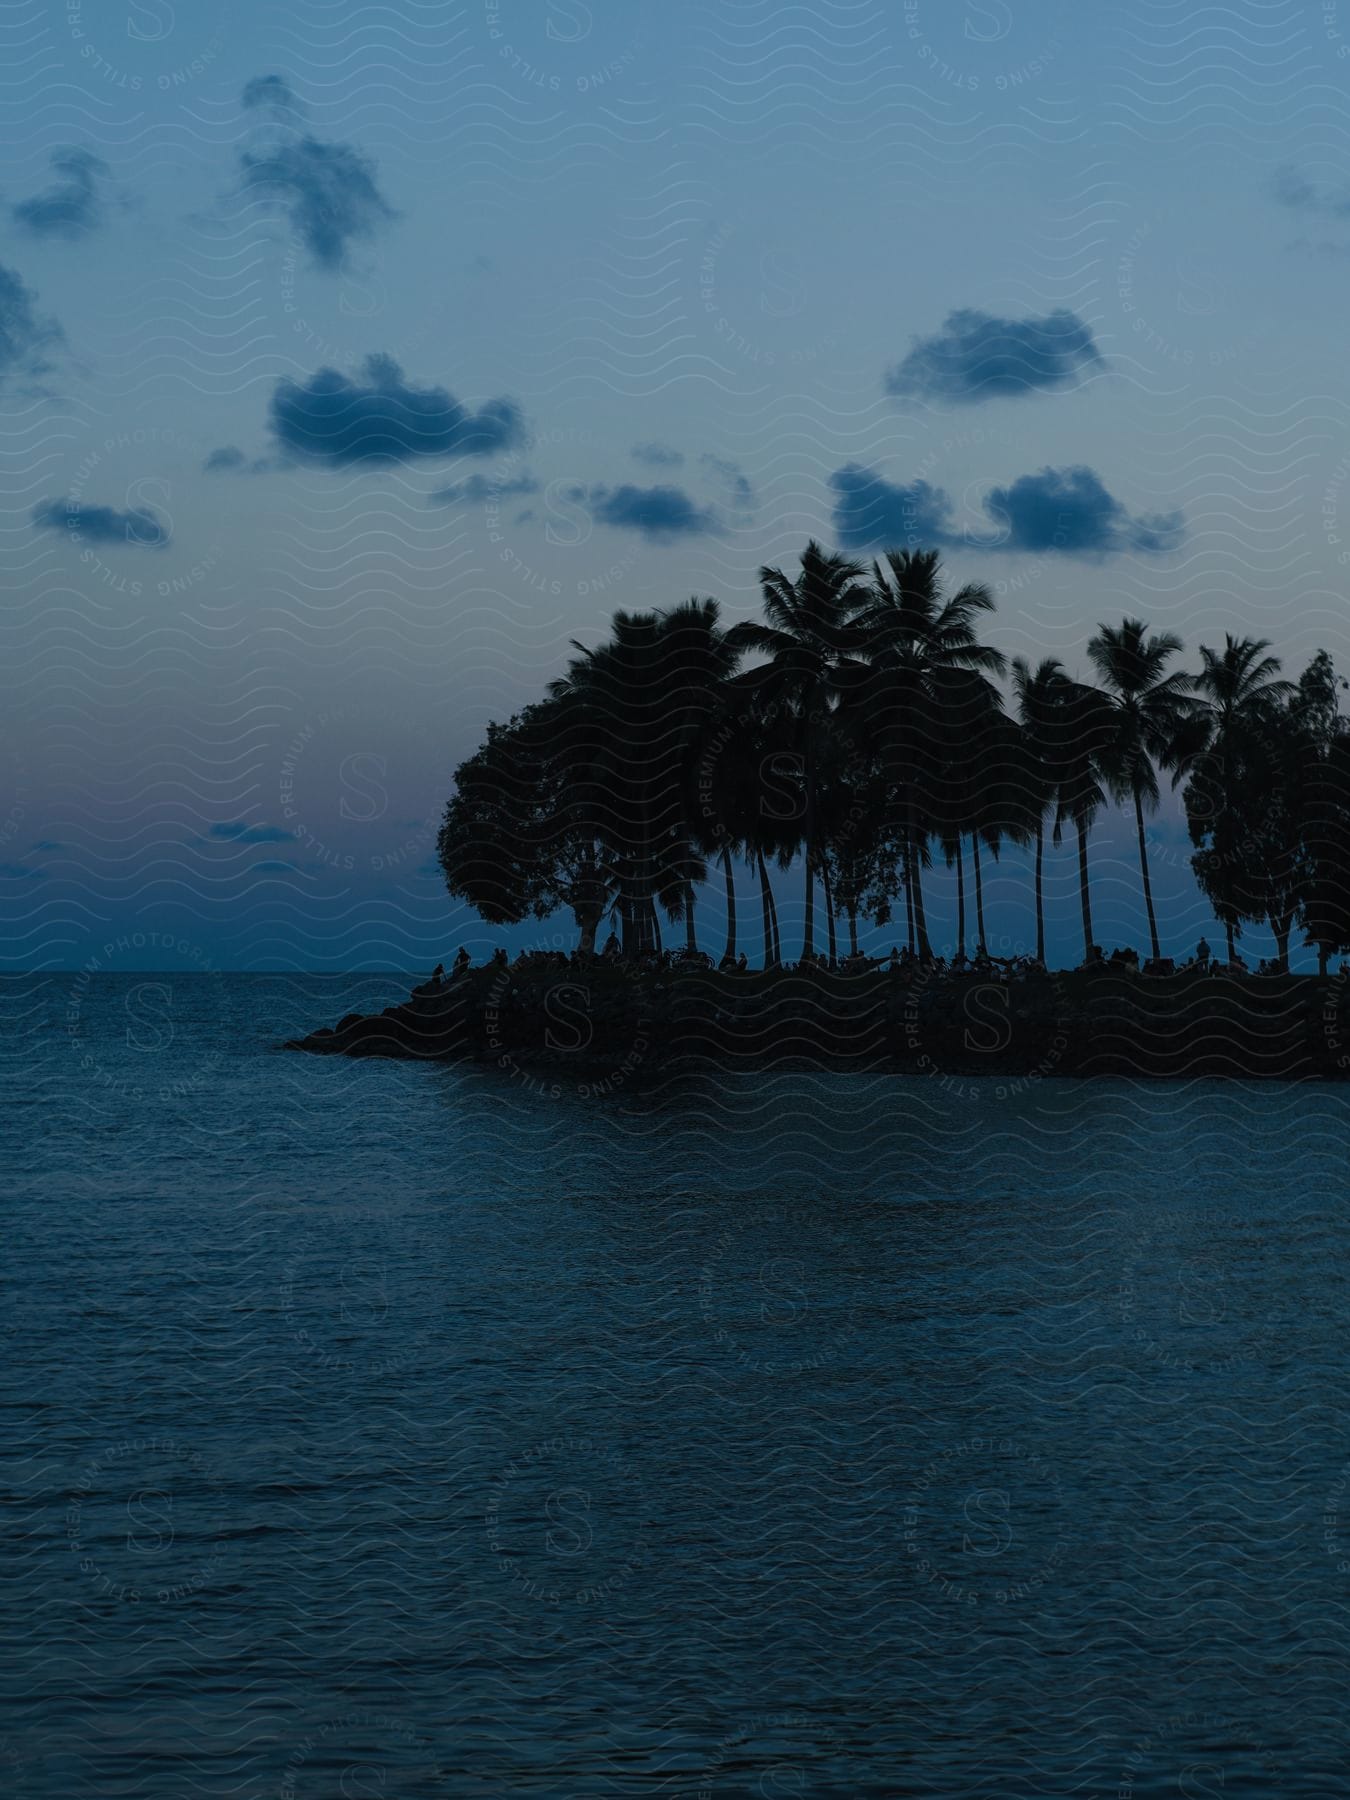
[437,541,1350,972]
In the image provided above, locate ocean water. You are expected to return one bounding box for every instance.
[4,972,1350,1797]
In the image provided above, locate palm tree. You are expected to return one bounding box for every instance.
[851,549,1005,959]
[1087,619,1196,963]
[726,542,870,959]
[1181,635,1294,962]
[549,598,738,955]
[1012,657,1070,964]
[1051,676,1116,965]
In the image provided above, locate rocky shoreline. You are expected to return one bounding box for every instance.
[286,964,1350,1081]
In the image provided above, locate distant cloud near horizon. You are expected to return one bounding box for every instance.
[631,442,684,468]
[429,472,540,506]
[12,150,111,241]
[0,264,61,385]
[209,822,296,845]
[885,308,1102,404]
[579,483,719,541]
[829,461,1182,558]
[238,74,397,271]
[1275,166,1350,218]
[204,446,247,472]
[31,498,170,548]
[268,355,526,468]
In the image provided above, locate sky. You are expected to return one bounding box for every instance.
[4,0,1350,970]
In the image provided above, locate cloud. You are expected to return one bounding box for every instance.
[579,483,720,541]
[0,862,44,880]
[984,465,1184,555]
[31,498,170,548]
[699,453,754,510]
[631,441,684,468]
[828,464,957,550]
[204,446,247,472]
[209,822,296,845]
[0,264,61,384]
[1275,166,1350,218]
[255,859,302,872]
[12,149,111,241]
[884,307,1102,404]
[429,471,539,506]
[238,74,396,272]
[241,137,397,272]
[829,461,1182,558]
[242,73,303,117]
[268,355,526,468]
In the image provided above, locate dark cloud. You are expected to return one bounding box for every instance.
[829,461,1182,558]
[241,137,397,272]
[31,498,170,548]
[12,149,111,241]
[238,77,395,273]
[204,446,248,472]
[209,822,296,845]
[631,441,684,468]
[0,862,44,880]
[0,264,61,384]
[699,453,754,510]
[242,73,303,117]
[828,464,957,551]
[1275,166,1350,218]
[580,483,719,541]
[884,307,1102,404]
[429,471,539,506]
[985,465,1184,555]
[268,355,526,468]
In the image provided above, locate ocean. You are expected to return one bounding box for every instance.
[3,972,1347,1796]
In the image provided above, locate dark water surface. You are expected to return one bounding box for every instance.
[4,973,1349,1796]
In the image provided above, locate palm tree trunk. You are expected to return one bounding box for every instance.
[802,849,815,962]
[822,861,838,964]
[802,723,816,961]
[848,907,859,956]
[1076,815,1094,963]
[903,853,916,954]
[648,898,663,954]
[574,908,599,957]
[1034,821,1045,965]
[972,834,987,956]
[1271,913,1291,971]
[684,881,697,953]
[1319,943,1330,978]
[1134,788,1161,963]
[908,809,932,959]
[757,849,780,968]
[1225,916,1235,963]
[722,848,737,962]
[954,840,966,959]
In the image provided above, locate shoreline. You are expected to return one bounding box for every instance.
[287,962,1350,1081]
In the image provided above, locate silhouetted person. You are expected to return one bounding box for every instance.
[431,962,444,988]
[453,947,471,976]
[1195,936,1211,969]
[602,931,621,959]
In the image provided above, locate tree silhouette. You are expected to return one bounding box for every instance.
[725,542,869,960]
[1088,618,1195,962]
[851,549,1004,959]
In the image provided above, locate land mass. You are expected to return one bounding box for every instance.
[288,963,1350,1082]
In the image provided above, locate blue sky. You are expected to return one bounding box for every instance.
[3,0,1349,969]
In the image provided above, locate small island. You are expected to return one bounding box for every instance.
[292,541,1350,1079]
